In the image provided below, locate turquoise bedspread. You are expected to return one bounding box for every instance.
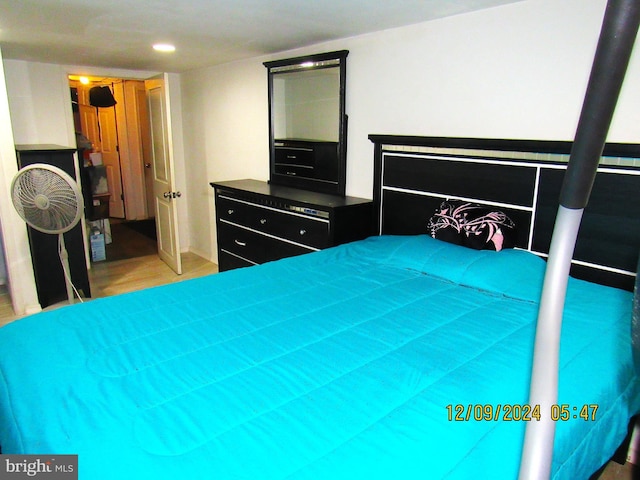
[0,235,638,479]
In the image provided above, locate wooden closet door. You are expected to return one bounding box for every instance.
[77,84,125,218]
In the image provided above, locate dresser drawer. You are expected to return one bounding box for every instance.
[217,195,258,225]
[217,195,329,249]
[273,163,315,179]
[274,145,315,179]
[218,222,315,265]
[211,179,373,274]
[218,249,255,271]
[275,145,314,168]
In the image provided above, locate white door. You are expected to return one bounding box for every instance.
[145,75,182,274]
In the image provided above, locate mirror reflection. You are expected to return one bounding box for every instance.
[265,51,348,196]
[272,65,340,142]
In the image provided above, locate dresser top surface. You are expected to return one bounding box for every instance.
[210,179,371,209]
[16,144,76,153]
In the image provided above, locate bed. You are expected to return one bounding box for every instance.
[0,136,639,479]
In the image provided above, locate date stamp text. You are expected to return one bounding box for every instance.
[445,404,598,422]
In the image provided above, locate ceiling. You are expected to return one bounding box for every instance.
[0,0,521,73]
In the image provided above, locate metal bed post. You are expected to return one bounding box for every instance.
[519,0,640,478]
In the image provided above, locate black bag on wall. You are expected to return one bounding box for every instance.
[89,86,117,107]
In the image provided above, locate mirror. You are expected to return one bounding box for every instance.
[264,50,348,196]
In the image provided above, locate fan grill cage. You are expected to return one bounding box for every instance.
[12,164,83,234]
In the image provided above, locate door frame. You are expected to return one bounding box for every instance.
[67,71,185,274]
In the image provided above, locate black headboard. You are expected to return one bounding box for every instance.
[370,135,640,291]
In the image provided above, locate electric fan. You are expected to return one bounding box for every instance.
[11,163,84,305]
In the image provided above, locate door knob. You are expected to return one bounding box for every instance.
[163,191,182,199]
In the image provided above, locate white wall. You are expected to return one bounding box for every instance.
[181,61,269,261]
[0,49,40,315]
[4,61,76,147]
[0,217,6,285]
[181,0,640,261]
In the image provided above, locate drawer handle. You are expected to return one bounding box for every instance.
[260,218,267,225]
[234,239,247,247]
[227,209,234,215]
[299,229,306,236]
[286,155,297,159]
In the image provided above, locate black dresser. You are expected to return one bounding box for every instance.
[15,145,91,307]
[210,179,373,271]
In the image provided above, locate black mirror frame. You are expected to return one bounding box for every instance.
[264,50,349,196]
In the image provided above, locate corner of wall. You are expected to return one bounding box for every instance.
[0,47,41,316]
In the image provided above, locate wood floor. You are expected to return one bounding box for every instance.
[0,251,218,326]
[599,460,636,480]
[0,219,217,326]
[90,251,218,298]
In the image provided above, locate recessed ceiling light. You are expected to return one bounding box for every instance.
[153,43,176,53]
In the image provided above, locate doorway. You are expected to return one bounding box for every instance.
[69,75,157,263]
